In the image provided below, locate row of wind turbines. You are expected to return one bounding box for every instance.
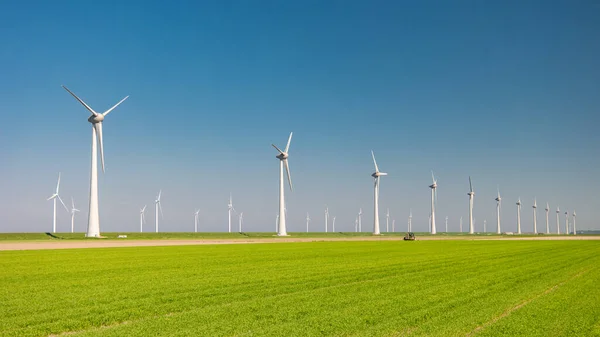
[52,86,578,236]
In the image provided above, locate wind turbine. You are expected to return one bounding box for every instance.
[140,206,147,233]
[194,209,200,233]
[358,208,363,232]
[556,206,561,235]
[371,151,387,235]
[445,216,448,233]
[228,194,235,233]
[306,213,310,232]
[495,188,502,234]
[483,219,487,233]
[272,132,293,236]
[565,211,569,235]
[460,216,463,233]
[275,214,279,232]
[573,211,577,235]
[70,197,80,233]
[355,217,358,232]
[325,206,329,233]
[392,219,395,232]
[154,190,163,233]
[47,173,68,233]
[62,86,128,237]
[386,209,390,233]
[238,212,243,232]
[516,197,522,234]
[429,171,438,235]
[332,216,336,232]
[468,176,475,234]
[408,209,412,232]
[545,203,550,234]
[532,198,538,234]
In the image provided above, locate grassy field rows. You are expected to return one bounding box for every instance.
[1,240,598,336]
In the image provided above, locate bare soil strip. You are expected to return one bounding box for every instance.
[465,268,590,336]
[1,235,598,251]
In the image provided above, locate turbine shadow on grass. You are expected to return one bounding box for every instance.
[45,232,63,240]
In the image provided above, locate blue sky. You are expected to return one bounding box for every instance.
[1,1,599,233]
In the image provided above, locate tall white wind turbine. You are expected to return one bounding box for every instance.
[495,188,502,234]
[325,206,329,233]
[468,176,475,234]
[371,151,387,235]
[306,213,310,232]
[358,208,363,232]
[460,216,463,233]
[565,211,569,235]
[355,217,358,232]
[573,211,577,235]
[408,209,412,232]
[386,209,390,233]
[154,190,163,233]
[194,209,200,233]
[238,212,243,232]
[556,206,560,235]
[516,197,522,234]
[332,216,336,232]
[272,132,293,236]
[532,198,538,234]
[47,173,68,233]
[445,216,448,233]
[484,219,487,233]
[429,171,438,235]
[63,86,128,237]
[70,197,80,233]
[545,203,550,234]
[228,194,235,233]
[392,219,395,232]
[140,205,147,232]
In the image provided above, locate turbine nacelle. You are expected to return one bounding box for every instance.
[88,114,105,123]
[372,171,387,178]
[429,183,437,189]
[275,152,289,160]
[467,192,474,196]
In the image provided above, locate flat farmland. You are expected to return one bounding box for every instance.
[1,240,599,336]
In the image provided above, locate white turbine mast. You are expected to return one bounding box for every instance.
[238,212,243,232]
[573,211,577,235]
[358,208,363,232]
[325,206,329,233]
[140,205,147,233]
[47,172,69,233]
[460,216,463,233]
[228,194,235,233]
[445,216,448,233]
[355,217,358,232]
[483,219,487,233]
[468,176,474,234]
[392,219,395,232]
[371,151,387,235]
[306,213,310,233]
[532,198,538,234]
[154,190,163,233]
[545,203,550,234]
[565,211,569,235]
[332,216,336,232]
[194,209,200,233]
[70,197,80,233]
[408,209,412,232]
[516,197,522,234]
[429,171,438,235]
[272,132,293,236]
[275,214,279,232]
[386,208,390,233]
[556,206,561,235]
[495,187,502,234]
[62,86,128,237]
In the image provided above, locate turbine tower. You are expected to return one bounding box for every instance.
[70,197,80,233]
[47,173,68,233]
[154,190,163,233]
[565,211,569,235]
[325,206,329,233]
[306,213,310,232]
[228,194,235,233]
[495,188,502,234]
[408,209,412,232]
[532,198,538,234]
[429,171,438,235]
[194,209,200,233]
[445,216,448,233]
[468,176,475,234]
[545,203,550,234]
[556,206,560,235]
[140,205,147,233]
[516,197,522,234]
[483,219,487,233]
[355,217,358,232]
[238,212,243,232]
[386,209,390,233]
[275,214,279,232]
[358,208,363,232]
[392,219,395,232]
[371,151,387,235]
[332,216,336,232]
[62,86,128,237]
[460,216,463,233]
[272,132,294,236]
[573,211,577,235]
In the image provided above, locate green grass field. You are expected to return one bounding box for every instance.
[1,240,599,336]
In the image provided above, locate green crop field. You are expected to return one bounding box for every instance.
[1,240,599,336]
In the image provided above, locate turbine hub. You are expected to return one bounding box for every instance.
[276,152,288,160]
[429,183,437,189]
[468,192,474,196]
[88,114,105,123]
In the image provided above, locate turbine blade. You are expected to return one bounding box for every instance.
[103,96,129,116]
[284,132,293,153]
[469,176,473,192]
[284,159,293,191]
[56,172,61,193]
[371,151,379,172]
[62,85,98,116]
[159,202,164,219]
[431,170,436,184]
[271,144,284,155]
[47,194,56,201]
[158,190,162,201]
[57,195,69,212]
[95,123,105,173]
[71,197,75,209]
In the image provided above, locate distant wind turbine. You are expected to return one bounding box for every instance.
[70,197,80,233]
[154,190,163,233]
[62,86,128,237]
[573,211,577,235]
[468,176,475,234]
[325,206,329,233]
[460,216,463,233]
[47,173,68,233]
[358,208,363,232]
[392,219,395,232]
[532,198,538,234]
[306,213,310,232]
[275,214,279,232]
[194,209,200,233]
[516,197,522,234]
[228,194,235,233]
[371,151,387,235]
[556,206,561,235]
[408,209,412,232]
[139,205,147,233]
[445,216,448,233]
[272,132,293,236]
[545,203,550,234]
[483,219,487,233]
[386,208,390,233]
[238,212,243,232]
[565,211,569,235]
[332,216,336,232]
[495,188,502,234]
[429,171,438,234]
[355,217,358,232]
